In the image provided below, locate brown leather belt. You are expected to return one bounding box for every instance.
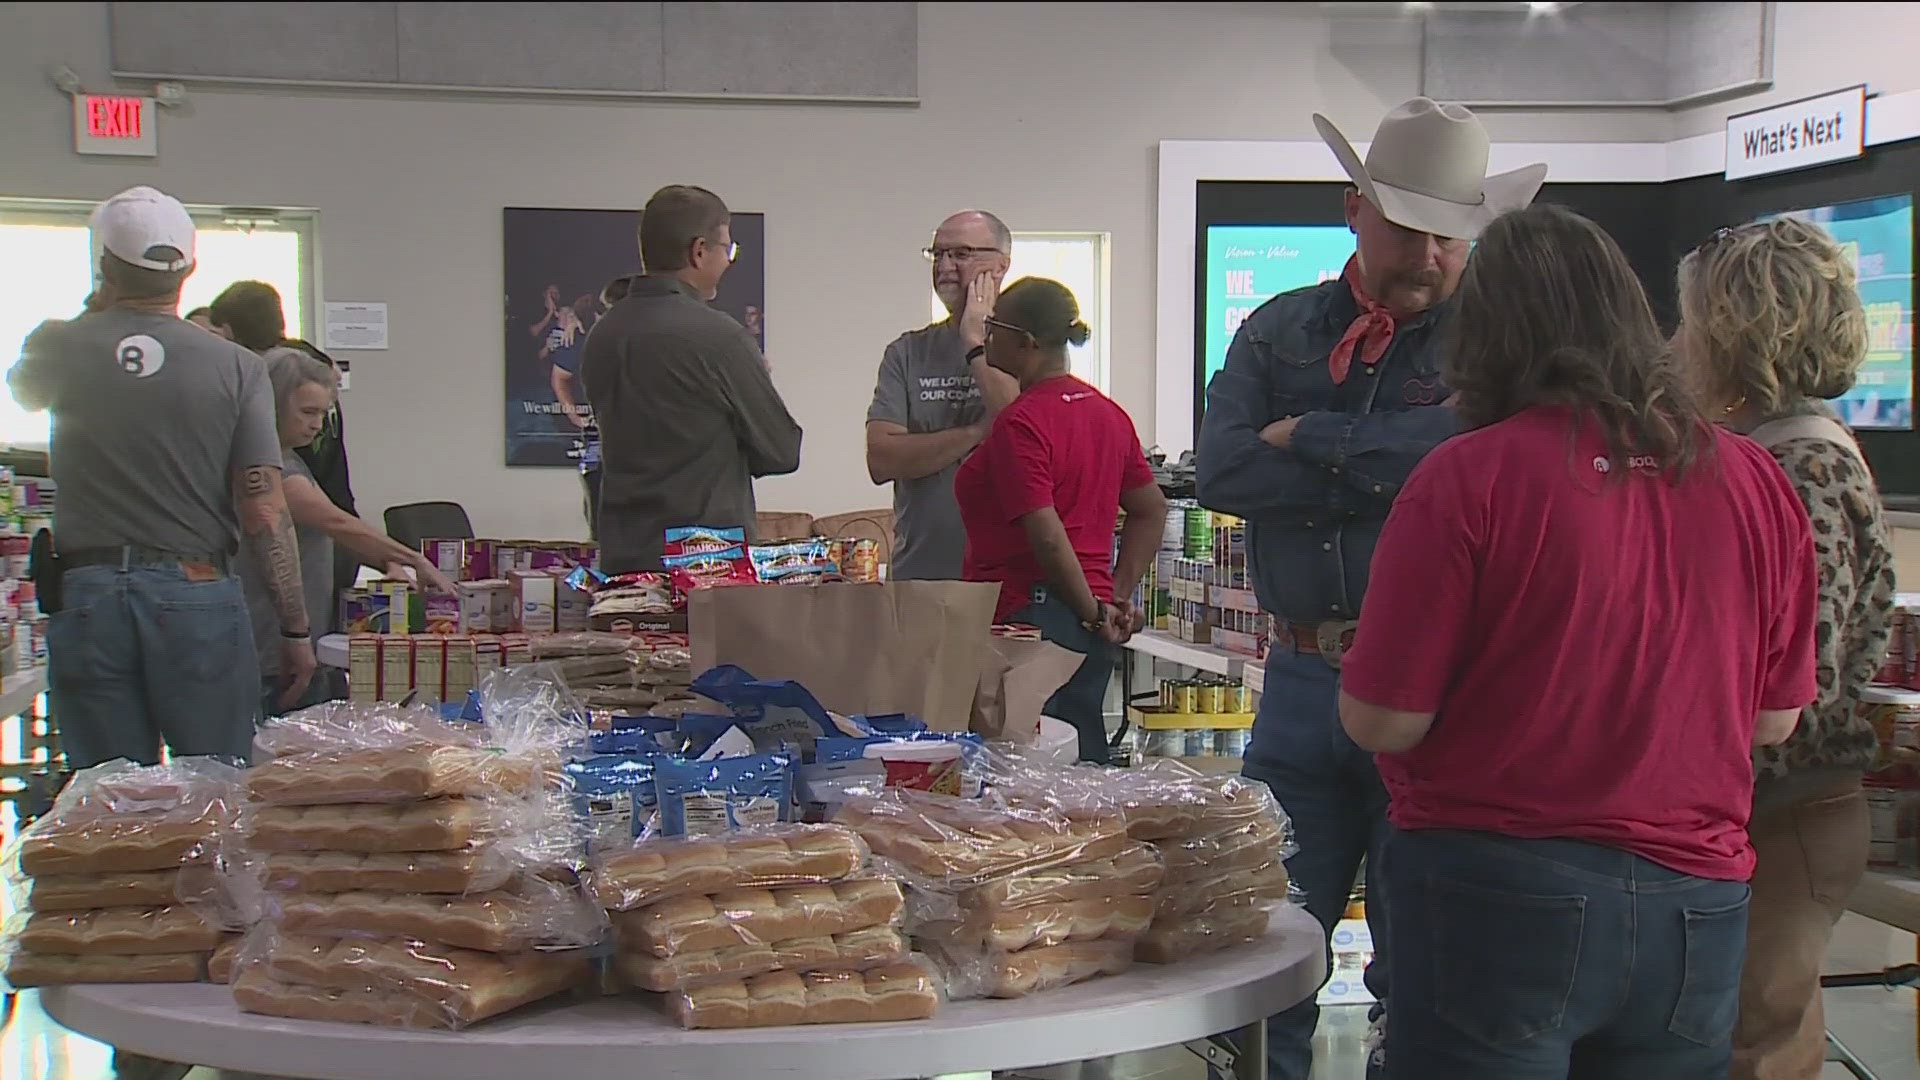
[1272,621,1358,668]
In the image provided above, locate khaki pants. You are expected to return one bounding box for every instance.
[1732,779,1869,1080]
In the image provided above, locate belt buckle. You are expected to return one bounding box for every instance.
[1316,621,1358,669]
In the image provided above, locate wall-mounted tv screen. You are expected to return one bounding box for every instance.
[1201,224,1354,389]
[1759,192,1914,430]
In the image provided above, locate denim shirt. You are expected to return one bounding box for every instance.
[1195,278,1458,624]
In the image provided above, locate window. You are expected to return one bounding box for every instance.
[931,232,1111,392]
[0,201,315,448]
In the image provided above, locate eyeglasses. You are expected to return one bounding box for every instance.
[703,237,740,263]
[983,317,1032,343]
[922,245,1004,265]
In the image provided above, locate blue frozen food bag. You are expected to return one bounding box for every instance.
[654,753,792,837]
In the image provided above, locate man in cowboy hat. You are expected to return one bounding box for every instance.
[1196,98,1544,1079]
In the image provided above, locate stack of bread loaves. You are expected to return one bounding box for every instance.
[587,822,940,1028]
[980,755,1290,966]
[1130,772,1290,963]
[227,702,603,1028]
[833,786,1148,998]
[4,759,236,987]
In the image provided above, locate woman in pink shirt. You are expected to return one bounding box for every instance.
[1339,205,1818,1079]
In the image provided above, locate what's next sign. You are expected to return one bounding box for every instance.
[1725,86,1866,181]
[72,94,157,157]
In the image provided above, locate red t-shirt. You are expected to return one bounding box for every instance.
[955,375,1155,622]
[1340,406,1817,881]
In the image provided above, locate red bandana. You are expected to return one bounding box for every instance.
[1328,257,1409,385]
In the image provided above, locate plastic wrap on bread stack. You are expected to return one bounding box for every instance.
[3,758,240,987]
[987,756,1294,965]
[225,671,606,1029]
[829,779,1162,999]
[585,823,939,1028]
[526,631,696,717]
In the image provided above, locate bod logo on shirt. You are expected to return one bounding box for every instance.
[1402,374,1443,405]
[114,334,165,378]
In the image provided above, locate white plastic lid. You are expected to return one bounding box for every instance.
[1858,684,1920,705]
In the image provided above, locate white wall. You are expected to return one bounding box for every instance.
[0,2,1671,539]
[1672,2,1920,137]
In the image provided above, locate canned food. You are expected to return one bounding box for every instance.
[1860,685,1920,754]
[1197,682,1225,714]
[1216,728,1249,758]
[1170,682,1197,714]
[1158,679,1174,710]
[1184,728,1212,757]
[1226,683,1249,713]
[1145,729,1185,757]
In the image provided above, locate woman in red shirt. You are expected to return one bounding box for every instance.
[954,278,1168,764]
[1338,205,1818,1078]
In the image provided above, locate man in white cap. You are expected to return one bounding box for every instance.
[11,186,314,772]
[1196,99,1545,1078]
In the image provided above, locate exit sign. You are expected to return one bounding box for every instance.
[73,95,156,157]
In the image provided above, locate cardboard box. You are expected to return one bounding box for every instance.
[456,580,505,633]
[347,634,383,702]
[369,580,412,636]
[1211,627,1266,658]
[421,539,467,581]
[511,570,556,635]
[501,634,534,665]
[556,574,591,632]
[443,637,478,702]
[422,594,461,635]
[1208,585,1260,615]
[381,637,414,702]
[590,611,688,635]
[411,637,446,701]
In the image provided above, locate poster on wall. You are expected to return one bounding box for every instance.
[502,207,767,466]
[1201,224,1353,391]
[1759,193,1914,430]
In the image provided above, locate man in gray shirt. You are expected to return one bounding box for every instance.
[11,186,312,768]
[865,211,1019,580]
[583,185,801,573]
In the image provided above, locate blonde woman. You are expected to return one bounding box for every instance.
[1674,218,1895,1080]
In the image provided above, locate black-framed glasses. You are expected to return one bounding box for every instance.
[983,317,1032,342]
[922,245,1003,265]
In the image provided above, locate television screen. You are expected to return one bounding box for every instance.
[1759,193,1914,430]
[1201,224,1354,391]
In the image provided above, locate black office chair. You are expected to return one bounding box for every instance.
[383,501,475,551]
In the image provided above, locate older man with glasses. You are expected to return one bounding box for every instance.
[865,210,1021,580]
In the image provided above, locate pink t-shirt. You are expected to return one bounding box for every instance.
[1341,406,1817,881]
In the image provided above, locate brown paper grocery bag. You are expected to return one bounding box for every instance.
[689,581,1000,732]
[971,636,1084,743]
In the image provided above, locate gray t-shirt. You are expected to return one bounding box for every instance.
[14,309,281,556]
[866,322,983,580]
[244,452,333,676]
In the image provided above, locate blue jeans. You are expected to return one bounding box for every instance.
[1236,647,1391,1080]
[49,564,260,769]
[1384,829,1750,1080]
[1007,591,1114,765]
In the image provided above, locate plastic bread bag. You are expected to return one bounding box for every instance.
[4,903,223,958]
[583,823,870,911]
[917,841,1159,926]
[241,797,532,855]
[5,949,210,988]
[654,753,793,838]
[928,936,1135,1000]
[615,923,909,993]
[1152,814,1290,881]
[528,632,640,659]
[668,955,941,1029]
[5,758,240,880]
[915,892,1156,954]
[980,747,1213,841]
[1134,902,1274,964]
[1153,856,1293,920]
[264,872,609,953]
[252,700,477,762]
[613,876,903,958]
[229,925,592,1030]
[830,786,1130,892]
[253,847,524,896]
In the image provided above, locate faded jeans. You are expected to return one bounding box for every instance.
[49,563,259,768]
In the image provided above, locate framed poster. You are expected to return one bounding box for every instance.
[502,207,766,466]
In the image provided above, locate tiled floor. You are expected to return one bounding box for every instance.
[2,913,1913,1079]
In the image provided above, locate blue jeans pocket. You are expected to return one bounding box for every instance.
[152,588,251,685]
[47,603,110,686]
[1433,876,1585,1045]
[1669,890,1750,1047]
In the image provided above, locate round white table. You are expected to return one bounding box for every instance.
[315,633,349,670]
[42,906,1322,1080]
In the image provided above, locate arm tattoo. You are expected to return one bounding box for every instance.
[237,468,309,637]
[240,465,274,498]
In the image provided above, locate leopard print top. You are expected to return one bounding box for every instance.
[1752,421,1895,782]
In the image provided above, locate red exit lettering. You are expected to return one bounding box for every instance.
[85,97,143,140]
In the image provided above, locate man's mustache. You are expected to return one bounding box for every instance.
[1384,269,1446,290]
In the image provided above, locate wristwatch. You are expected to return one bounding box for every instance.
[1081,602,1110,633]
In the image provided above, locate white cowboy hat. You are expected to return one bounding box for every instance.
[1314,98,1547,241]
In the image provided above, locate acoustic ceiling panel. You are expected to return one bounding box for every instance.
[660,2,917,99]
[111,2,401,84]
[395,3,666,92]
